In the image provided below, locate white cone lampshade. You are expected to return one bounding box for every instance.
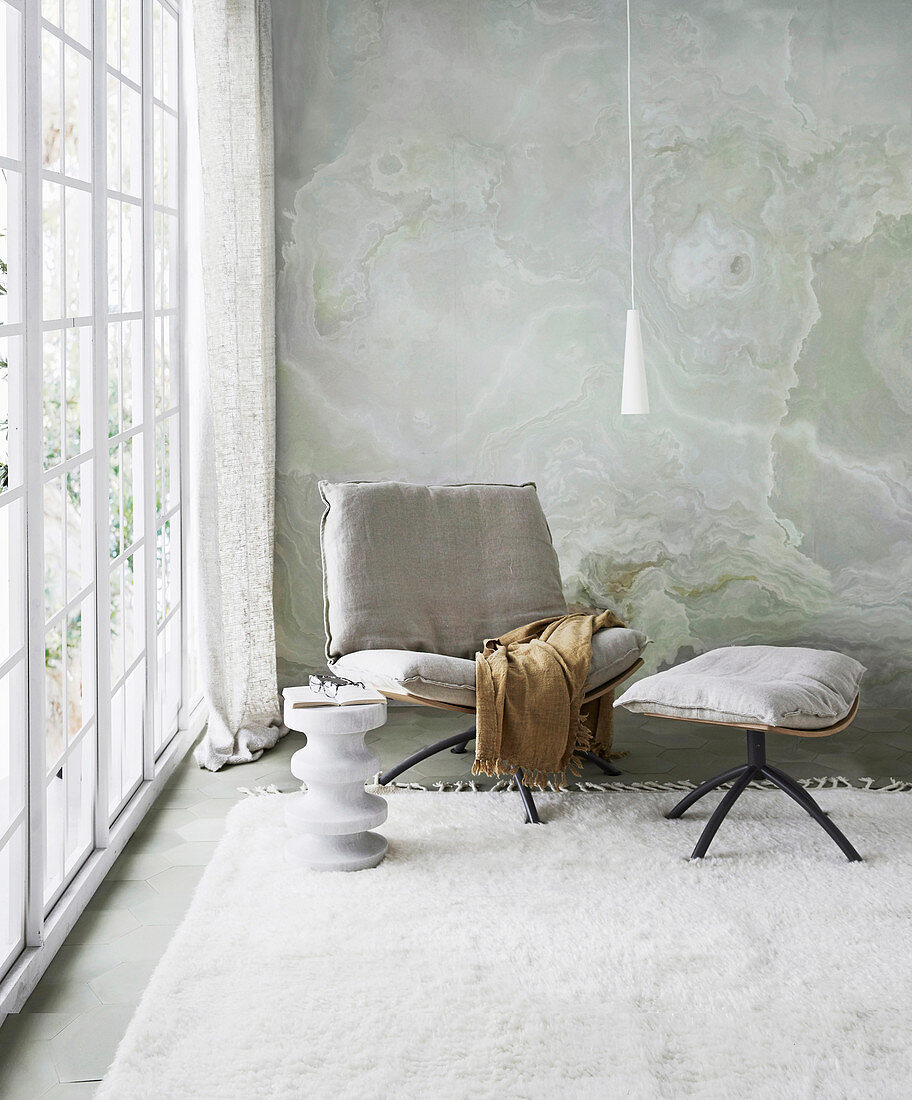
[621,308,649,415]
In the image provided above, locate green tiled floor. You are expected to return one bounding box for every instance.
[1,704,910,1097]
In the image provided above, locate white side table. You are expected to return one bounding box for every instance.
[282,694,388,872]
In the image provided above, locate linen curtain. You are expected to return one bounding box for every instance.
[191,0,283,769]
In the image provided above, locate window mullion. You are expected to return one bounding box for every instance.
[91,0,111,850]
[22,0,48,949]
[142,0,157,781]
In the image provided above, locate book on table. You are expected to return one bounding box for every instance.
[283,684,386,709]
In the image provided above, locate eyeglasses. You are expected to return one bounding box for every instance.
[308,673,365,698]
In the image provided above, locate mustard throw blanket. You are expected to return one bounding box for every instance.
[473,609,625,788]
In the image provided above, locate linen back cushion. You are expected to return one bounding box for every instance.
[320,481,568,660]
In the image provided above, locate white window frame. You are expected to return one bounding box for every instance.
[0,0,203,1017]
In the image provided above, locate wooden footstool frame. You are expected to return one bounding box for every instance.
[658,697,863,862]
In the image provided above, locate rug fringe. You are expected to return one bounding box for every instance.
[237,784,282,797]
[365,775,912,795]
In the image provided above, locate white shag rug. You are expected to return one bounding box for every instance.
[98,787,912,1100]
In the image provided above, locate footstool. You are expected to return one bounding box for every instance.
[615,645,867,861]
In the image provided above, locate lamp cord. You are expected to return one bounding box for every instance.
[627,0,635,311]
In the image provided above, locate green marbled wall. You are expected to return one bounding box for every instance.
[272,0,912,705]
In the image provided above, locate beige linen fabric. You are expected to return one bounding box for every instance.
[319,481,567,661]
[615,645,865,730]
[192,0,282,770]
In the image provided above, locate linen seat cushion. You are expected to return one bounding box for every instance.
[332,627,649,708]
[320,480,568,661]
[615,645,866,731]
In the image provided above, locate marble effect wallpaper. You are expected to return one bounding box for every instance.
[272,0,912,706]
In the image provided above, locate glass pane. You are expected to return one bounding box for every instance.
[45,622,64,769]
[121,84,141,199]
[66,607,84,740]
[153,106,163,205]
[43,331,63,469]
[1,335,24,492]
[45,766,64,901]
[106,0,119,75]
[108,442,121,559]
[65,325,91,459]
[42,181,63,320]
[110,560,123,684]
[125,548,143,665]
[122,433,133,547]
[152,3,162,100]
[106,197,120,313]
[65,732,94,873]
[64,0,92,48]
[0,499,24,665]
[65,460,93,599]
[156,614,180,750]
[120,0,141,83]
[156,415,178,516]
[121,202,141,312]
[162,8,178,109]
[123,318,141,426]
[65,465,82,597]
[42,0,62,28]
[122,659,143,794]
[106,74,120,193]
[64,187,92,317]
[0,661,26,827]
[63,44,91,183]
[0,6,23,161]
[44,477,65,619]
[107,322,120,435]
[41,30,62,174]
[1,827,26,972]
[0,170,24,327]
[157,513,179,623]
[108,683,123,814]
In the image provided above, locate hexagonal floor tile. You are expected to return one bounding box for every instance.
[175,816,228,843]
[49,1004,136,1083]
[145,863,206,898]
[0,1039,59,1099]
[88,959,159,1005]
[64,907,140,946]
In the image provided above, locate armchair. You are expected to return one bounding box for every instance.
[319,480,647,822]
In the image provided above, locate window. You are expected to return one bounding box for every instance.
[0,0,190,988]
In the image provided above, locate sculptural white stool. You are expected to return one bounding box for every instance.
[282,696,388,872]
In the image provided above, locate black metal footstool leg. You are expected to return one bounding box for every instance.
[689,766,758,859]
[666,765,751,820]
[760,766,862,862]
[669,729,863,862]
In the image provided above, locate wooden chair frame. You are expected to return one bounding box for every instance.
[376,658,645,823]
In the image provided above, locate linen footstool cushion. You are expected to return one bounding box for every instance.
[615,645,865,731]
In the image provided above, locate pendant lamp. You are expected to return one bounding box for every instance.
[621,0,649,415]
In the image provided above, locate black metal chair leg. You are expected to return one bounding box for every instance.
[581,750,622,777]
[450,727,476,754]
[760,767,863,862]
[514,768,541,825]
[666,765,751,820]
[378,728,478,785]
[690,766,758,859]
